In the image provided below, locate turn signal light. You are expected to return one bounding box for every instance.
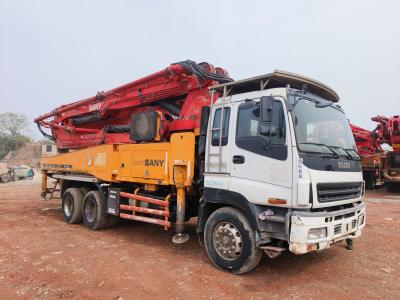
[268,198,287,205]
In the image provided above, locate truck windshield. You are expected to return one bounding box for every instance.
[289,93,359,159]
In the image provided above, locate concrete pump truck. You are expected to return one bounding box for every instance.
[35,60,365,274]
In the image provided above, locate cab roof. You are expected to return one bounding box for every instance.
[210,70,339,102]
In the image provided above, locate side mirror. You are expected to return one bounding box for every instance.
[261,96,274,123]
[260,124,278,137]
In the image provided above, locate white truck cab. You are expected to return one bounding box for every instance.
[198,70,365,273]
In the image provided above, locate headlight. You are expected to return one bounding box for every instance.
[308,227,327,240]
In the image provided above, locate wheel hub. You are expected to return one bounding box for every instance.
[64,195,73,217]
[85,198,96,223]
[213,222,242,260]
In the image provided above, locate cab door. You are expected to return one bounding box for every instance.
[204,105,232,190]
[228,97,293,206]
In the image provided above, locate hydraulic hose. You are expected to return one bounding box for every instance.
[37,123,55,141]
[175,60,233,84]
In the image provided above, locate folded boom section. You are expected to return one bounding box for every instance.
[35,60,232,150]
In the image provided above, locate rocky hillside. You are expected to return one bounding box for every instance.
[2,143,41,168]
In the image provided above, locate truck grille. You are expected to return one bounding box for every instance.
[352,219,357,229]
[317,182,362,203]
[334,224,341,235]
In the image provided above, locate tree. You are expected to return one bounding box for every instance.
[0,113,31,159]
[0,112,29,138]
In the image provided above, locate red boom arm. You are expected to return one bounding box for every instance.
[371,115,400,153]
[35,60,232,149]
[351,124,382,156]
[351,114,400,157]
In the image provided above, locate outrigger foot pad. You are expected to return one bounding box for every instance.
[172,233,189,244]
[346,238,353,250]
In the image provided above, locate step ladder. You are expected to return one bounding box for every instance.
[119,190,171,230]
[43,179,60,201]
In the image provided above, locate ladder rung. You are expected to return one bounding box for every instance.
[120,213,171,228]
[119,192,169,207]
[120,204,170,217]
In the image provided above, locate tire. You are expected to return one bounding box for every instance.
[82,190,110,230]
[204,207,263,274]
[62,188,84,224]
[80,186,91,197]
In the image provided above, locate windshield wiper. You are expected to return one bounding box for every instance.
[328,145,361,161]
[325,145,344,158]
[299,142,339,158]
[343,148,362,161]
[320,145,361,161]
[327,145,353,160]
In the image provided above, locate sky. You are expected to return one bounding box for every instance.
[1,0,399,138]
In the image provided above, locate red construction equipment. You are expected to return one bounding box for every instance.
[370,115,400,153]
[352,115,400,189]
[34,60,232,150]
[370,115,400,186]
[351,123,384,189]
[351,124,382,156]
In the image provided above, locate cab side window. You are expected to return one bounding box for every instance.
[211,107,230,146]
[236,100,287,160]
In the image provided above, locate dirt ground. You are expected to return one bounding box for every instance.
[0,180,399,300]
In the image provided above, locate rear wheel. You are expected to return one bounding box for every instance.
[204,207,262,274]
[62,188,84,224]
[82,191,110,230]
[80,186,91,197]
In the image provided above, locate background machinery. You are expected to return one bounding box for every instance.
[351,123,384,189]
[352,115,400,189]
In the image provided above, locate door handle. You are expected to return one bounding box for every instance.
[233,155,245,164]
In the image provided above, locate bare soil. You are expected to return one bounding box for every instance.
[0,180,399,300]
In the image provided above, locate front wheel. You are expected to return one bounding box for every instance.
[204,207,262,274]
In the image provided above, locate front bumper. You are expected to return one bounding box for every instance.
[289,202,366,254]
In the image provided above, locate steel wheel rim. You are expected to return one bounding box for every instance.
[213,222,243,260]
[85,197,96,223]
[64,194,74,217]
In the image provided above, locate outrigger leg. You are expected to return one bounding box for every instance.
[172,166,189,244]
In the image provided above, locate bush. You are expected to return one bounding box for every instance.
[0,134,31,159]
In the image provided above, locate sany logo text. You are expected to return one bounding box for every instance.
[89,102,102,112]
[145,159,164,167]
